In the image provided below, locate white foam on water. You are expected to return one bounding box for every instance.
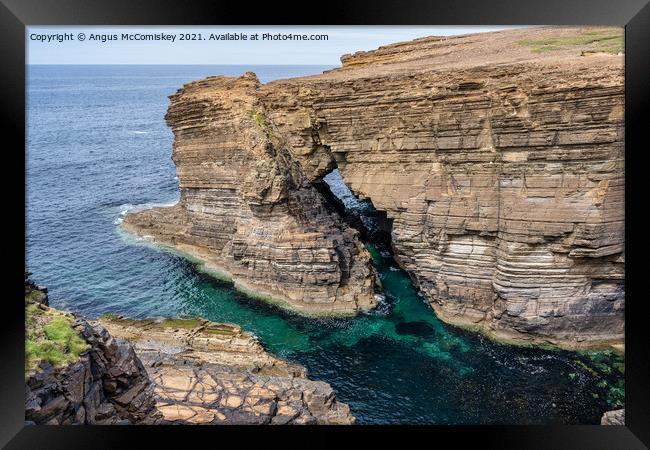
[113,200,178,225]
[113,203,134,225]
[132,131,148,134]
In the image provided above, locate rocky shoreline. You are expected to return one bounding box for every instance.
[96,315,355,424]
[25,275,354,425]
[25,276,160,425]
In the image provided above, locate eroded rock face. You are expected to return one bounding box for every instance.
[25,315,160,425]
[123,72,377,316]
[25,277,354,425]
[97,317,355,424]
[125,27,624,347]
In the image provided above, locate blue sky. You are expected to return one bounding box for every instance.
[27,26,519,65]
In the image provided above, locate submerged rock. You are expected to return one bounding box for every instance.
[395,321,437,338]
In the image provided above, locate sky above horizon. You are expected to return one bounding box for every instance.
[27,26,521,65]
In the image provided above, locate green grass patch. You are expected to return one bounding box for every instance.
[25,303,40,330]
[250,109,268,130]
[519,30,624,54]
[97,313,143,326]
[100,313,121,319]
[25,290,43,303]
[25,312,89,371]
[249,109,276,139]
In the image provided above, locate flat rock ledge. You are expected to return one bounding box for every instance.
[25,272,354,426]
[96,316,355,425]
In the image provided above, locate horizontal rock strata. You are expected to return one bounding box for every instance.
[97,316,355,424]
[25,277,354,425]
[125,26,624,347]
[123,72,377,316]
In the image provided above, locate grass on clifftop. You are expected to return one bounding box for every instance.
[519,30,624,54]
[25,303,89,372]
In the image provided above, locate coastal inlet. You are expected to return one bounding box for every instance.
[27,63,623,424]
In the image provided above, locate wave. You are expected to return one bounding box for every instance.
[131,131,148,134]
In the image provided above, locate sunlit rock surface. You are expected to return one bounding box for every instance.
[124,27,624,347]
[98,316,355,424]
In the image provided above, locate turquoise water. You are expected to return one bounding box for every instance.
[26,65,624,424]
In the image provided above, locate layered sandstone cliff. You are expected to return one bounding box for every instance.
[124,26,624,348]
[123,72,377,316]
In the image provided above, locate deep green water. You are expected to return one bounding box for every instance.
[27,65,624,424]
[118,170,624,424]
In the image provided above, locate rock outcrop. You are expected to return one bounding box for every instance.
[25,277,354,425]
[25,285,160,424]
[123,72,377,316]
[97,316,355,424]
[124,26,624,348]
[25,319,161,425]
[25,271,49,306]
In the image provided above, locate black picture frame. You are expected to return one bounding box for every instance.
[4,0,649,447]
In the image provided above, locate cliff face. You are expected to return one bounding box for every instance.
[26,320,161,425]
[123,73,377,316]
[124,27,624,347]
[25,281,160,424]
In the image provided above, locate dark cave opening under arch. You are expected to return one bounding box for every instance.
[313,168,394,252]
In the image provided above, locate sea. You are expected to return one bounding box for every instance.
[26,64,624,424]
